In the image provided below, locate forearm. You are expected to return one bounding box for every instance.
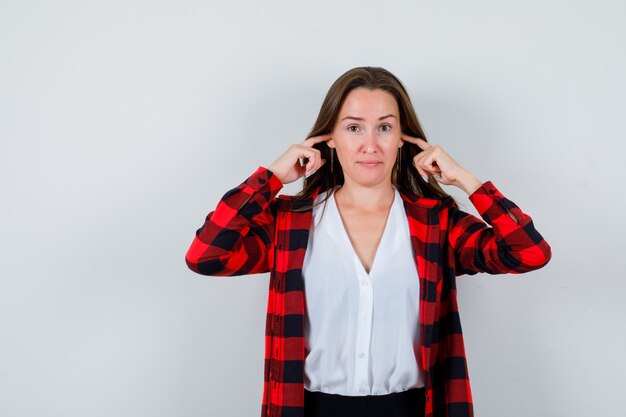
[456,169,483,196]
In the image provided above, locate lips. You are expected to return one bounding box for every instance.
[358,161,382,167]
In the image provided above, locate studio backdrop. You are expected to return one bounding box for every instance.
[1,1,624,416]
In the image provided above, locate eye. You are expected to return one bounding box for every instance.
[347,125,359,132]
[380,124,392,132]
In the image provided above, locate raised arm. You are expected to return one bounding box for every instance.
[447,180,552,276]
[185,166,283,276]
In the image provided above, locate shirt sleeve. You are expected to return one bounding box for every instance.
[447,180,552,276]
[185,166,283,276]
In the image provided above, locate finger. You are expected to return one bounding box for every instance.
[305,159,326,178]
[401,134,431,150]
[302,133,332,146]
[304,154,323,177]
[412,159,430,180]
[413,152,442,181]
[413,151,431,174]
[296,144,321,167]
[401,133,420,142]
[297,135,327,166]
[303,150,320,174]
[421,150,442,173]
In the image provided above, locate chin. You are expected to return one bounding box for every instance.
[352,174,389,186]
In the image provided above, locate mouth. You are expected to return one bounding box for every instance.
[357,161,382,167]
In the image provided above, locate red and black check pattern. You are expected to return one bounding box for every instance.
[186,166,552,417]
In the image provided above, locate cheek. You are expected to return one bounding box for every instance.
[332,135,355,151]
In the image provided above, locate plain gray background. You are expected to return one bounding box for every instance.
[1,1,624,416]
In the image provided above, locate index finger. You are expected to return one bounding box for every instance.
[401,134,431,149]
[302,133,332,146]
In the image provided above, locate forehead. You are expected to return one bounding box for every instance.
[338,87,399,118]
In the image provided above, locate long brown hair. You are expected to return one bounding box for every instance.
[291,66,459,212]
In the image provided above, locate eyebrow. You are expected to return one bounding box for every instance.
[340,114,397,122]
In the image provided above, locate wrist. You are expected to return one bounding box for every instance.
[266,164,285,185]
[456,170,483,195]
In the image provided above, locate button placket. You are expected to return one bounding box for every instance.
[353,256,373,395]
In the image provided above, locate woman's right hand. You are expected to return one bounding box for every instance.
[267,134,331,185]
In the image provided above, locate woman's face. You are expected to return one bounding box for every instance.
[329,87,403,188]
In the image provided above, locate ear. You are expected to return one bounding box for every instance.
[327,137,335,149]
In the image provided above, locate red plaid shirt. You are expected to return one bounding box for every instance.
[185,165,552,417]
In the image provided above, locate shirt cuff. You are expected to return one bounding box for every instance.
[244,165,284,193]
[468,180,506,215]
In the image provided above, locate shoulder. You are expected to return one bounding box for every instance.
[275,186,456,214]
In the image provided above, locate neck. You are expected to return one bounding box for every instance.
[333,179,395,212]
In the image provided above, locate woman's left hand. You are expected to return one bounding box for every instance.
[401,134,482,194]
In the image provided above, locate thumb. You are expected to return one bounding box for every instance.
[304,159,326,178]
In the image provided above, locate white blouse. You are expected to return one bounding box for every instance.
[302,185,426,396]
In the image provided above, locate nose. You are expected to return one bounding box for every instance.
[362,132,377,153]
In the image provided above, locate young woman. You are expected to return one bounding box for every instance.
[185,66,552,417]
